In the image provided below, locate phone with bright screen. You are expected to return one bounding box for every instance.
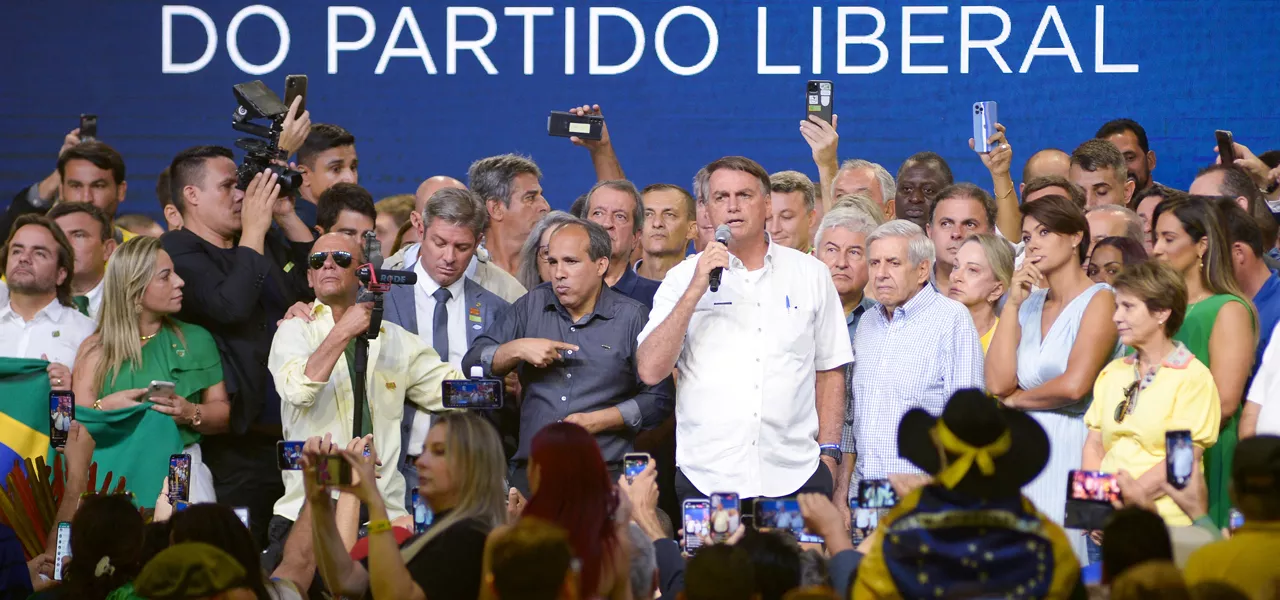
[754,497,823,543]
[682,499,710,554]
[169,454,192,503]
[1068,470,1120,504]
[1166,430,1194,489]
[53,522,70,581]
[442,379,503,409]
[49,391,74,449]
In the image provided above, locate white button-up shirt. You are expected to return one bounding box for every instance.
[0,297,96,367]
[639,241,853,497]
[268,302,464,521]
[1247,319,1280,437]
[407,261,467,455]
[82,278,104,321]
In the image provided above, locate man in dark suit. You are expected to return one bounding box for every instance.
[382,187,511,510]
[578,180,662,308]
[160,146,315,545]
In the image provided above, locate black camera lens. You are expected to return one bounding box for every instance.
[975,106,983,114]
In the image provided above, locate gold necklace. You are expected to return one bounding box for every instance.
[140,331,159,342]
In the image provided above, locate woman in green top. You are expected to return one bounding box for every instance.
[1151,194,1257,527]
[70,236,230,506]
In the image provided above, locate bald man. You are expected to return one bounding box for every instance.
[1020,149,1071,197]
[382,176,526,303]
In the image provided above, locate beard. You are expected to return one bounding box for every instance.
[6,270,56,296]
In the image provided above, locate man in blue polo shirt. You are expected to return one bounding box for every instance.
[1219,199,1280,437]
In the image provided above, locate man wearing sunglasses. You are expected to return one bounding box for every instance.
[267,233,465,554]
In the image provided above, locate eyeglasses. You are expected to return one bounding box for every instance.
[308,251,353,270]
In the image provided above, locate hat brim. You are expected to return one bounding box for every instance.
[897,406,1050,497]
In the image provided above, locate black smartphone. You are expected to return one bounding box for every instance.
[79,114,98,141]
[49,391,74,449]
[623,452,650,483]
[548,110,603,140]
[316,454,353,486]
[1166,429,1194,489]
[53,522,71,581]
[806,80,833,125]
[277,441,304,470]
[442,378,503,409]
[169,453,192,503]
[709,492,740,543]
[857,478,899,509]
[1216,130,1236,165]
[754,497,823,544]
[682,499,710,554]
[284,74,307,115]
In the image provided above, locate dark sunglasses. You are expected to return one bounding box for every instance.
[309,251,353,270]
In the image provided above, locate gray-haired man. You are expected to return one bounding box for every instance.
[383,187,512,510]
[471,154,550,276]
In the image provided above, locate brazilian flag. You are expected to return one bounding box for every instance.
[0,358,52,484]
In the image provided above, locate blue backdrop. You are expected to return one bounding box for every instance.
[2,1,1276,220]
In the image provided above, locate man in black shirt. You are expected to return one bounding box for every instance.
[462,218,674,494]
[160,145,315,546]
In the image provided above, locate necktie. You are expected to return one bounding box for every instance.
[431,287,452,360]
[72,296,90,317]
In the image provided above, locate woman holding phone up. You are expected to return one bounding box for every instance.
[71,236,230,506]
[1084,261,1219,528]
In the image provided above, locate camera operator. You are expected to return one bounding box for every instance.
[267,233,464,555]
[161,145,315,546]
[294,123,357,230]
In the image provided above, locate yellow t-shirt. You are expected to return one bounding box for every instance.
[1084,346,1221,525]
[1184,522,1280,597]
[979,318,999,354]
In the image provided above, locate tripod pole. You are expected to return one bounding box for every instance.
[351,294,385,440]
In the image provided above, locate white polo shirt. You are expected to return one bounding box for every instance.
[0,297,97,367]
[638,241,853,497]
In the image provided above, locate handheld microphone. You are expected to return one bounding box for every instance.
[709,224,731,293]
[357,266,417,287]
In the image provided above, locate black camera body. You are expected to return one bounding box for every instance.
[231,80,303,196]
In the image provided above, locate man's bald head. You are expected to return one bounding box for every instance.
[415,176,467,212]
[1022,149,1071,185]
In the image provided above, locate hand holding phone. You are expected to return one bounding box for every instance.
[806,80,834,125]
[53,522,71,581]
[316,454,353,487]
[623,453,650,483]
[79,114,97,141]
[972,102,998,153]
[49,391,75,449]
[548,111,603,141]
[169,454,192,503]
[708,492,740,543]
[1216,130,1237,165]
[681,499,710,554]
[149,380,176,399]
[284,74,308,115]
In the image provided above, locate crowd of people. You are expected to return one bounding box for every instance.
[1,94,1280,600]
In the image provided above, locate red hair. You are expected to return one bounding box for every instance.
[522,422,619,595]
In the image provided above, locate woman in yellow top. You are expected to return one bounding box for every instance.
[1084,261,1220,528]
[947,233,1014,353]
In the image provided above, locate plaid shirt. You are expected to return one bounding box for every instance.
[848,285,985,485]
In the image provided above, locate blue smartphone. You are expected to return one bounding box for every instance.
[623,453,649,483]
[972,101,998,153]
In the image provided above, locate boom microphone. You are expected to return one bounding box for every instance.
[709,224,731,293]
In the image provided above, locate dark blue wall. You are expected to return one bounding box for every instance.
[2,1,1275,220]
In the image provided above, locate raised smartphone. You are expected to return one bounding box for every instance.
[49,391,74,449]
[316,454,353,486]
[682,499,710,554]
[806,80,834,125]
[442,379,503,409]
[709,492,740,543]
[973,101,998,153]
[1216,130,1236,165]
[1166,429,1194,489]
[623,453,650,483]
[169,454,192,503]
[547,111,603,140]
[277,441,304,470]
[857,478,899,509]
[284,74,307,115]
[53,522,70,581]
[79,114,97,141]
[754,497,823,544]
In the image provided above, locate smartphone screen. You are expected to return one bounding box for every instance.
[233,506,250,528]
[79,114,97,141]
[709,492,741,543]
[49,391,74,449]
[1216,130,1236,165]
[52,522,71,581]
[1068,470,1120,504]
[284,74,308,115]
[806,80,833,125]
[754,498,823,544]
[412,487,432,534]
[1229,508,1245,531]
[857,479,899,509]
[1166,430,1194,489]
[682,499,710,554]
[169,454,192,503]
[317,454,352,486]
[277,441,304,470]
[442,379,503,409]
[972,101,998,153]
[623,453,649,483]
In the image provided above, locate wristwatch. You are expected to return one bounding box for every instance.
[819,445,842,465]
[190,406,203,427]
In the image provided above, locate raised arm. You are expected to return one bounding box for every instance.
[636,244,727,385]
[567,104,625,181]
[800,115,839,213]
[971,123,1019,238]
[1004,290,1117,410]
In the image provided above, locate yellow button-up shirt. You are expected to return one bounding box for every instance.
[268,302,464,521]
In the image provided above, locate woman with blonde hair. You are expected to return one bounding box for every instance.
[70,236,229,506]
[311,412,507,600]
[948,233,1014,353]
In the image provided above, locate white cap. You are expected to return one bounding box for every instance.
[470,366,484,379]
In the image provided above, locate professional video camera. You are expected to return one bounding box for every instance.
[231,80,304,196]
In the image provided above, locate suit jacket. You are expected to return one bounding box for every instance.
[613,266,661,309]
[384,244,527,304]
[383,275,512,507]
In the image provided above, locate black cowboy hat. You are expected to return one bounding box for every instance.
[898,388,1050,497]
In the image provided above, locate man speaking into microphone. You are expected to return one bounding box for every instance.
[637,156,853,506]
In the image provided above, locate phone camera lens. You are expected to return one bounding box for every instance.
[975,106,983,114]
